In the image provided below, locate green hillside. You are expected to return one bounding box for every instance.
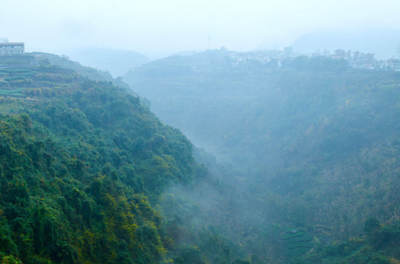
[0,54,258,264]
[124,50,400,263]
[3,50,400,263]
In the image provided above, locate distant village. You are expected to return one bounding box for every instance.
[1,38,399,71]
[226,47,400,71]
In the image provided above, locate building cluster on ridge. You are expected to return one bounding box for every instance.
[0,38,399,71]
[225,47,400,71]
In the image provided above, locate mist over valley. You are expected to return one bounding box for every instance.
[2,0,400,263]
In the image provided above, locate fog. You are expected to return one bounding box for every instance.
[1,0,400,59]
[121,47,400,262]
[3,0,400,263]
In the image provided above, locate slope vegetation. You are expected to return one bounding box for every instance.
[124,50,400,263]
[0,54,255,264]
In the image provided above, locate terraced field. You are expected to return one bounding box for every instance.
[0,56,80,100]
[0,88,26,97]
[283,229,314,257]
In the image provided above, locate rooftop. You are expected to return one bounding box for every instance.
[0,42,24,46]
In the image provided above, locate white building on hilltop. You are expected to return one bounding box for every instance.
[0,42,25,55]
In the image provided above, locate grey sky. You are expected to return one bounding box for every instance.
[2,0,400,58]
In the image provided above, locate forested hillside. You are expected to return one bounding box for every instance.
[0,54,260,264]
[124,50,400,263]
[2,51,400,264]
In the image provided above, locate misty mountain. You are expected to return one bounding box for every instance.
[2,49,400,263]
[0,53,274,264]
[291,28,400,59]
[124,50,400,263]
[64,48,150,77]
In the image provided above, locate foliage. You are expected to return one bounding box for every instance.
[5,50,400,263]
[0,54,212,263]
[124,49,400,262]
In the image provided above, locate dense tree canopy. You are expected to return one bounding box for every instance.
[0,55,256,264]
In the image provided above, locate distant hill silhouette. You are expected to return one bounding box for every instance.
[65,47,150,77]
[291,28,400,59]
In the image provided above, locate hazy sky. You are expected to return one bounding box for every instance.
[1,0,400,58]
